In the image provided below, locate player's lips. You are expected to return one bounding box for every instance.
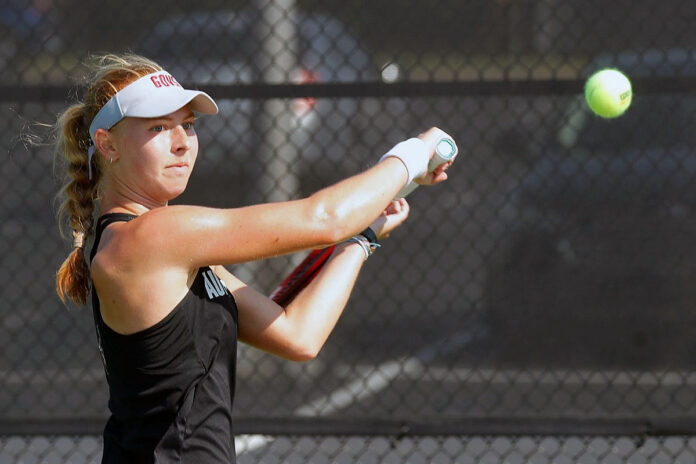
[165,162,190,173]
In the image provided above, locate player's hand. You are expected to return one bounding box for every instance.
[368,198,410,240]
[415,127,457,186]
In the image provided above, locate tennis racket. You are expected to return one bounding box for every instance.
[269,131,458,306]
[270,245,337,306]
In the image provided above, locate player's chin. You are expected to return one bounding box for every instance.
[159,177,191,201]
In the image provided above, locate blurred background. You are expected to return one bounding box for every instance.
[3,0,696,462]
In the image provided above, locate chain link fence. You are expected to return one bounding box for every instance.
[3,0,696,462]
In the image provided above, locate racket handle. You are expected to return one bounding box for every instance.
[395,136,457,198]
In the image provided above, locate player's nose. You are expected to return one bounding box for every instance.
[171,125,191,152]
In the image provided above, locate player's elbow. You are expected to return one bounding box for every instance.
[287,325,329,361]
[289,349,320,363]
[306,196,354,244]
[284,338,322,362]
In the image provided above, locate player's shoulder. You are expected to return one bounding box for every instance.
[94,205,207,257]
[113,204,229,263]
[92,205,210,278]
[128,204,218,238]
[139,204,215,221]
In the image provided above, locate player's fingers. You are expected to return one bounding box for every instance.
[398,198,409,214]
[435,160,453,173]
[392,198,409,215]
[386,198,406,215]
[388,200,399,214]
[429,160,452,180]
[379,212,408,238]
[432,171,448,183]
[416,170,448,186]
[370,199,410,239]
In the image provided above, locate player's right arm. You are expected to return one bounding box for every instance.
[125,128,452,269]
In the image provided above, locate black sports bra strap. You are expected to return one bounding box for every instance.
[90,213,138,263]
[98,213,138,229]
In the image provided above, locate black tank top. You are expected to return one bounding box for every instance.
[90,213,239,463]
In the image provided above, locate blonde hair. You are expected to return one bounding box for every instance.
[55,53,162,305]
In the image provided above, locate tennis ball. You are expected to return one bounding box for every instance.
[584,68,632,118]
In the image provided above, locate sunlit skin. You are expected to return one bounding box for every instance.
[96,106,198,213]
[90,111,452,361]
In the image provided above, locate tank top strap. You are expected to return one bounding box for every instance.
[89,213,138,263]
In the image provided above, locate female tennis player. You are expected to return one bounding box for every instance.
[53,53,454,463]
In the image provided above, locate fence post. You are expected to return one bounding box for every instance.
[246,0,300,291]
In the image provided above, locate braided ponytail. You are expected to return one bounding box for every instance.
[55,103,101,305]
[55,53,162,305]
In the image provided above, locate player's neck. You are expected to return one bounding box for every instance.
[99,189,166,218]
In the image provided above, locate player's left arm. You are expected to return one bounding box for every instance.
[213,240,364,361]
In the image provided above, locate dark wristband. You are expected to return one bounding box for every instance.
[359,227,378,245]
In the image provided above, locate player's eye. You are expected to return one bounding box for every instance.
[150,124,165,132]
[182,121,195,131]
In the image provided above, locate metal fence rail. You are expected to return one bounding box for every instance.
[4,435,696,463]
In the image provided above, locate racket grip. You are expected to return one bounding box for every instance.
[395,136,458,198]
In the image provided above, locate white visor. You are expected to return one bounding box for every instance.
[88,70,218,143]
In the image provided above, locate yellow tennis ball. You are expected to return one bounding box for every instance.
[584,68,632,118]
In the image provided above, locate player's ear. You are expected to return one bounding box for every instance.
[94,128,118,163]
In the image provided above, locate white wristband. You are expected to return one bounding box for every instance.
[379,138,429,186]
